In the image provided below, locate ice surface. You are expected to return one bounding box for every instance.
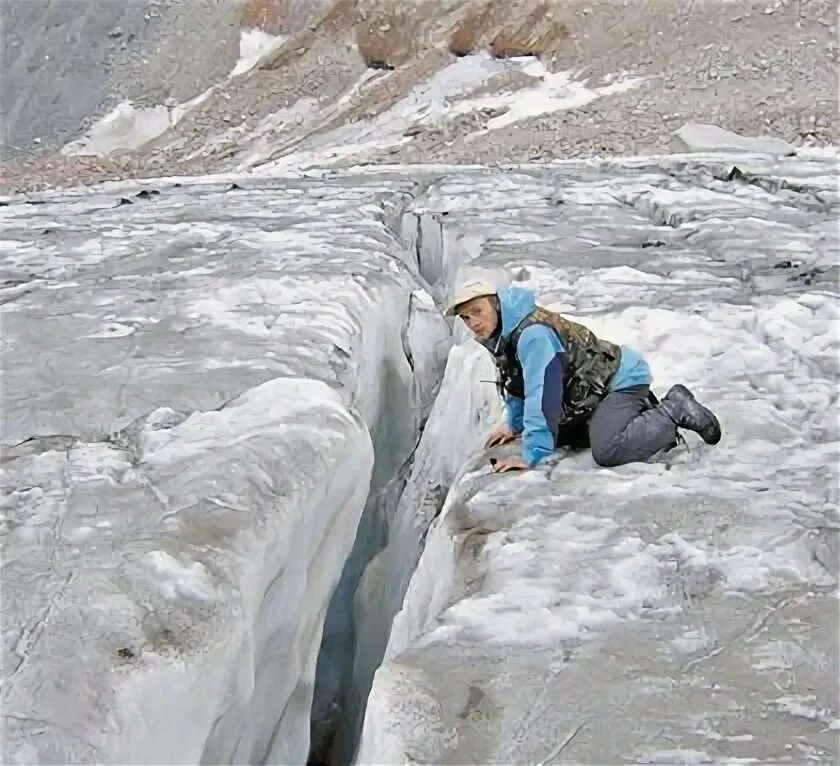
[0,175,447,764]
[357,153,839,764]
[3,151,838,765]
[3,376,371,765]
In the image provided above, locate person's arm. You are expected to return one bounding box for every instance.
[505,395,524,433]
[517,325,567,466]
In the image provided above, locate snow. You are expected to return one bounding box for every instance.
[61,100,185,156]
[242,54,514,172]
[246,54,642,173]
[795,144,840,160]
[0,176,448,764]
[231,29,288,76]
[452,60,645,132]
[674,121,796,155]
[3,151,837,764]
[356,153,839,764]
[61,29,286,157]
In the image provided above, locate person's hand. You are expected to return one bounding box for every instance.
[490,455,530,473]
[485,423,518,448]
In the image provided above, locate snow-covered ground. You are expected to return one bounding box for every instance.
[0,175,449,763]
[2,151,838,764]
[356,153,839,764]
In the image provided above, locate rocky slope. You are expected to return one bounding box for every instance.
[2,0,836,194]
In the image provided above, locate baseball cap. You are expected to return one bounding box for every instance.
[444,278,498,316]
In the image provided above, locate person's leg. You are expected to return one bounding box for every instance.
[658,384,722,445]
[555,418,591,450]
[588,385,680,467]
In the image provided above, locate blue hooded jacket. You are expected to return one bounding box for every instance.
[483,286,653,466]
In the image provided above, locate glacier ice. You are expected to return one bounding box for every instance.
[0,176,449,764]
[3,375,372,765]
[2,151,838,765]
[356,153,839,765]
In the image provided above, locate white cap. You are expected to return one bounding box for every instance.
[444,278,497,315]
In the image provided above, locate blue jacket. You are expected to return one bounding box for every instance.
[482,286,652,466]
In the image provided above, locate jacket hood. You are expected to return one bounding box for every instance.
[480,285,537,353]
[497,285,537,338]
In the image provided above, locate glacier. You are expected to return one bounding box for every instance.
[2,150,838,765]
[357,153,840,764]
[0,175,450,764]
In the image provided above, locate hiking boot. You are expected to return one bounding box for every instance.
[659,384,722,445]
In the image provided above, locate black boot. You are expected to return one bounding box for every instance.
[659,384,722,445]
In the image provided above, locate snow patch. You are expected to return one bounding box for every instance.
[455,61,645,132]
[61,86,217,157]
[231,29,288,76]
[674,121,795,155]
[248,54,642,173]
[61,29,285,157]
[144,550,217,603]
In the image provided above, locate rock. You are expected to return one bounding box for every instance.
[674,121,796,156]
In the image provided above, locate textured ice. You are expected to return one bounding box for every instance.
[357,153,839,765]
[2,151,838,765]
[0,176,449,764]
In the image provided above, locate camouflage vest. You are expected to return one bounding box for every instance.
[493,307,622,422]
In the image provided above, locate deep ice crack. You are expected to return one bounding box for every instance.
[1,151,837,766]
[356,152,839,766]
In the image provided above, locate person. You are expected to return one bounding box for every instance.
[446,278,722,473]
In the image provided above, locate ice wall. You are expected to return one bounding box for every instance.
[3,151,837,766]
[0,175,442,764]
[308,287,452,765]
[357,152,839,764]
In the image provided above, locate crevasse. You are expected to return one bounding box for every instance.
[4,153,836,766]
[0,177,462,766]
[306,201,503,766]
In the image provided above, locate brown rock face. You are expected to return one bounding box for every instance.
[354,0,439,70]
[448,3,492,57]
[447,0,570,60]
[488,1,568,59]
[239,0,286,34]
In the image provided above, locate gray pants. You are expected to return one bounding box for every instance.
[557,385,679,467]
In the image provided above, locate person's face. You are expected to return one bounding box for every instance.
[456,296,499,340]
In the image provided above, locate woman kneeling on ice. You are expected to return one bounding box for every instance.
[447,278,722,473]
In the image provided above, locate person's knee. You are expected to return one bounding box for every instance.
[591,440,625,467]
